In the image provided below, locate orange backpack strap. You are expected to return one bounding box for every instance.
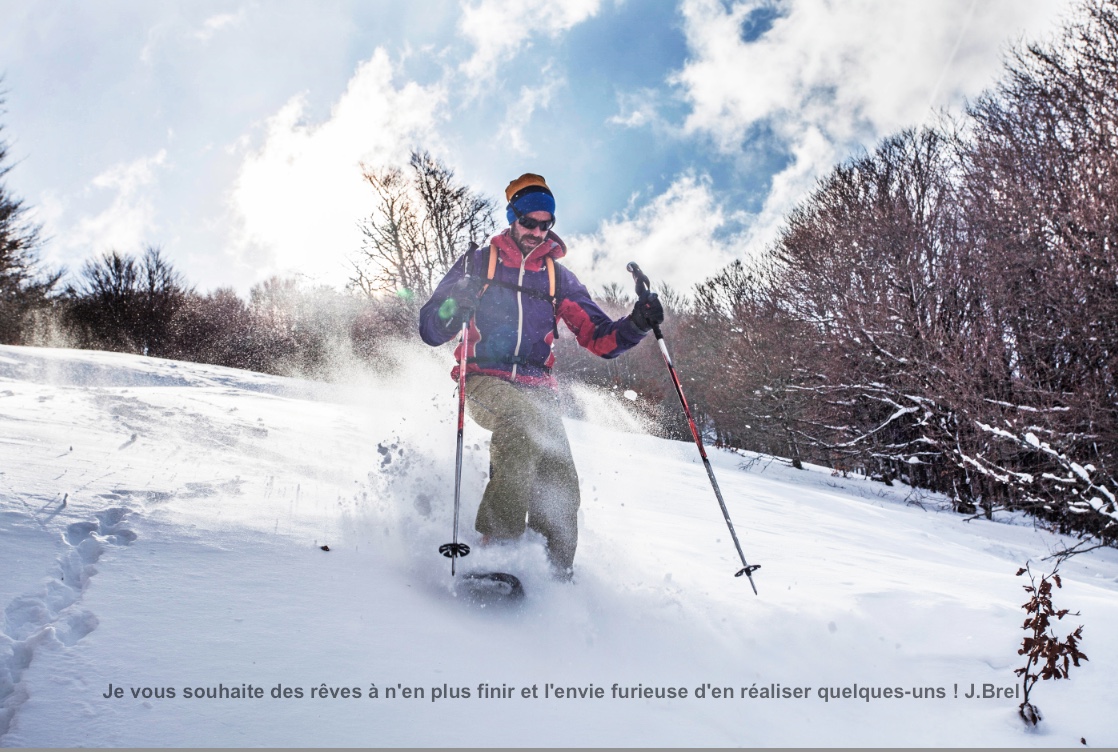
[546,256,559,338]
[477,244,559,337]
[478,242,498,297]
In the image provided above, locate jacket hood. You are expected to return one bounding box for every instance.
[492,228,567,269]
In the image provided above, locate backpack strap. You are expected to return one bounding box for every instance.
[545,256,559,339]
[473,241,497,297]
[486,242,498,284]
[478,242,562,339]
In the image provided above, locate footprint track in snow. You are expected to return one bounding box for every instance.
[0,506,136,740]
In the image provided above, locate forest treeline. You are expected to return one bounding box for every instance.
[1,1,1114,543]
[0,152,489,380]
[673,0,1118,544]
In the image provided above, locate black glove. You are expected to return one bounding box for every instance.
[630,292,664,332]
[439,276,485,329]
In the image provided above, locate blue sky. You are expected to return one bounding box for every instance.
[1,0,1074,296]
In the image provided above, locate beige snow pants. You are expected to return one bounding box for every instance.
[465,374,580,575]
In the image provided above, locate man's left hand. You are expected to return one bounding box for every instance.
[630,293,664,332]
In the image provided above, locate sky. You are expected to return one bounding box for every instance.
[0,0,1076,297]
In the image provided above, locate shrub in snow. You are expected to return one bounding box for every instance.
[1014,563,1088,726]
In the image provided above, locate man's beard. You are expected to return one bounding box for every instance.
[516,233,544,253]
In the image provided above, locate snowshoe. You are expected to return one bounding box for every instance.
[458,571,525,605]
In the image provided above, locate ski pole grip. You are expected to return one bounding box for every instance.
[626,261,664,339]
[626,261,651,299]
[462,240,479,282]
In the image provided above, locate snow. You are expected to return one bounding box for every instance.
[1,343,1116,747]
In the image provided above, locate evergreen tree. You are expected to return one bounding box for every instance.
[0,89,58,343]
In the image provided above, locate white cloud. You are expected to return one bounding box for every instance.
[608,89,663,129]
[194,9,248,42]
[497,66,564,153]
[566,174,745,295]
[90,150,166,194]
[671,0,1074,259]
[458,0,601,81]
[227,49,445,289]
[50,150,169,262]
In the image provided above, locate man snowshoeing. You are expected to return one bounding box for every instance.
[419,173,664,580]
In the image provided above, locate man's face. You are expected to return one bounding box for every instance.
[510,211,553,255]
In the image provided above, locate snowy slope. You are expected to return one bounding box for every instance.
[1,343,1116,748]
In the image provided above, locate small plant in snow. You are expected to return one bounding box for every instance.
[1014,563,1088,726]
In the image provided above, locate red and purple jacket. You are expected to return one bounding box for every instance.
[419,229,647,388]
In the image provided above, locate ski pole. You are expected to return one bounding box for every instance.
[627,262,761,594]
[438,270,473,576]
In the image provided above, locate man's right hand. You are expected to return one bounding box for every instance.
[438,276,485,328]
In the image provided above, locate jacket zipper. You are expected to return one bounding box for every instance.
[511,254,529,380]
